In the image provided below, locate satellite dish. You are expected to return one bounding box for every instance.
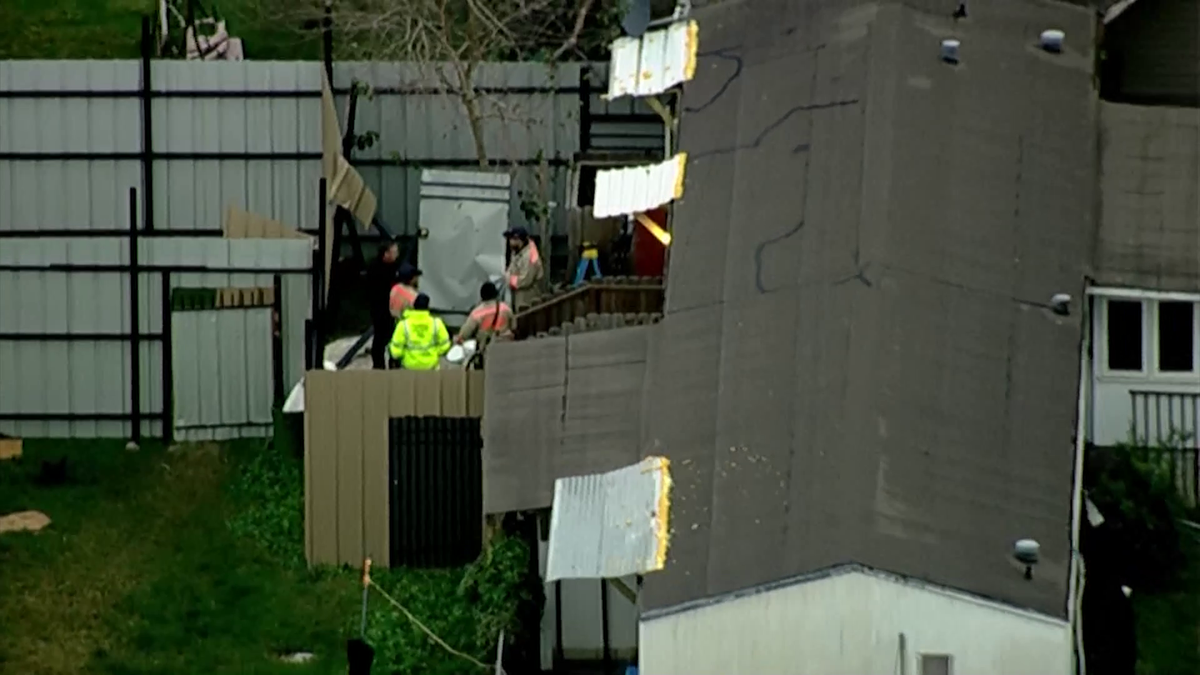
[621,0,652,38]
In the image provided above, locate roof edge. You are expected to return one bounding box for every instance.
[1103,0,1143,23]
[640,563,1071,626]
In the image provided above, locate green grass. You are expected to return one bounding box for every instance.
[0,0,319,60]
[0,431,531,675]
[1135,531,1200,675]
[0,439,355,675]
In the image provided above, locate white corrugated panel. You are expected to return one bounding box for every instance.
[605,21,699,100]
[593,153,687,218]
[545,456,672,582]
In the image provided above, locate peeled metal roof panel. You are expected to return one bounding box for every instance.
[605,20,699,100]
[545,456,672,582]
[593,153,687,218]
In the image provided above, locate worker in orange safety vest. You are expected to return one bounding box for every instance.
[389,262,421,318]
[456,281,515,350]
[503,226,544,311]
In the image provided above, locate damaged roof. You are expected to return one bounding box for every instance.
[639,0,1097,619]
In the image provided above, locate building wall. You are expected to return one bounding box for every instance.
[1088,290,1200,448]
[639,567,1072,675]
[1096,103,1200,292]
[1103,0,1200,105]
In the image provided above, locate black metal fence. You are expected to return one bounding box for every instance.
[388,416,483,567]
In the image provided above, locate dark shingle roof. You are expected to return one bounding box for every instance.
[639,0,1098,618]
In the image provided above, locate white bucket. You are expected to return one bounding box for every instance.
[446,339,479,365]
[940,39,961,64]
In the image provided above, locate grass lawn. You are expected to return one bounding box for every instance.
[1135,530,1200,675]
[0,438,356,675]
[0,434,530,675]
[0,0,319,60]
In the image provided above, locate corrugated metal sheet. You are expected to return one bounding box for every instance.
[0,61,142,231]
[150,60,323,232]
[639,566,1071,675]
[389,416,484,567]
[172,307,275,441]
[586,64,667,154]
[0,237,156,439]
[605,21,700,100]
[0,60,597,237]
[333,62,583,163]
[592,153,686,218]
[545,456,671,582]
[0,237,310,439]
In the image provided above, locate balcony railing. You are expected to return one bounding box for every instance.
[513,277,664,340]
[1130,391,1200,448]
[1129,390,1200,507]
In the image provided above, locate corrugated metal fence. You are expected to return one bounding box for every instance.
[0,225,312,440]
[304,369,484,568]
[0,60,663,239]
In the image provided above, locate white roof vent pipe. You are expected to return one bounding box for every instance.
[940,39,961,64]
[1040,29,1065,53]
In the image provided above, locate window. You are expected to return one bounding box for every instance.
[1106,299,1144,371]
[1157,301,1196,373]
[919,654,952,675]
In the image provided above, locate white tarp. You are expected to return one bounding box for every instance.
[417,170,512,328]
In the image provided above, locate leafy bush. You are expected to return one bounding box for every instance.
[1086,443,1188,591]
[365,536,533,675]
[226,419,535,675]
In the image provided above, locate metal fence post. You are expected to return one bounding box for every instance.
[128,187,142,442]
[139,16,156,232]
[161,270,174,443]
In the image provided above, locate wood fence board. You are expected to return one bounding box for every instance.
[304,369,485,568]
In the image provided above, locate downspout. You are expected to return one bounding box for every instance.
[1066,285,1092,675]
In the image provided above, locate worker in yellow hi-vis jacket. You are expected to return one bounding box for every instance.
[388,293,450,370]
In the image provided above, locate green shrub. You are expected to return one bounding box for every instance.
[364,536,532,675]
[1087,443,1188,591]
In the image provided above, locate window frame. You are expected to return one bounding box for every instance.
[1151,299,1200,379]
[918,652,954,675]
[1099,297,1149,378]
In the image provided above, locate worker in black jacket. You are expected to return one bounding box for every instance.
[366,240,400,369]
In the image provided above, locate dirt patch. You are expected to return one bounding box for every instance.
[0,510,50,534]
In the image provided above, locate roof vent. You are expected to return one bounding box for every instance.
[940,39,961,64]
[1040,29,1065,53]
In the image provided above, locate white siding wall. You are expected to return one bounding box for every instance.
[639,569,1071,675]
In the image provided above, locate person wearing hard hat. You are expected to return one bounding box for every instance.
[389,262,422,318]
[388,293,450,370]
[503,226,544,311]
[457,281,515,348]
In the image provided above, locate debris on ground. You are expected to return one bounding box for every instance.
[279,651,316,664]
[0,510,51,535]
[0,435,21,461]
[323,335,373,370]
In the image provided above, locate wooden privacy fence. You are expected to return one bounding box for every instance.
[304,369,484,568]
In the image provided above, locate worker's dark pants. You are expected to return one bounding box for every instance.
[371,321,391,370]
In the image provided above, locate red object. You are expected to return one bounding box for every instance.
[632,208,667,278]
